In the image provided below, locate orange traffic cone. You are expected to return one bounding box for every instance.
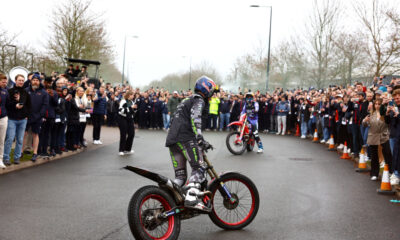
[312,129,319,142]
[295,124,300,137]
[377,164,396,195]
[328,134,335,151]
[340,141,351,159]
[355,147,370,172]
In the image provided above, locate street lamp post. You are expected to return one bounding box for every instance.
[27,53,34,71]
[250,5,272,91]
[122,35,139,84]
[38,57,47,74]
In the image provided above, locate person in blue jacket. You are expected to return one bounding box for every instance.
[241,92,263,153]
[276,95,289,135]
[24,74,49,162]
[92,86,107,144]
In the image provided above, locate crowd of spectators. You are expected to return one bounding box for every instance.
[0,66,116,166]
[0,68,399,188]
[127,77,400,187]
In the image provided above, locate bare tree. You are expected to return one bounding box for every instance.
[226,41,268,91]
[354,0,400,76]
[288,38,309,88]
[145,61,222,91]
[47,0,113,68]
[331,32,366,85]
[306,0,341,88]
[0,26,18,73]
[270,41,291,89]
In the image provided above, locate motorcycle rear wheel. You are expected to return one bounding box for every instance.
[128,185,181,240]
[226,131,247,155]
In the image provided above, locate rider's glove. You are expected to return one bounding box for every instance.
[196,134,212,150]
[196,134,205,147]
[203,141,213,151]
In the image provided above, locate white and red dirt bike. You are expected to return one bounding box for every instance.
[226,113,256,155]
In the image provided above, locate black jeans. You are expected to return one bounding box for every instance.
[117,116,135,152]
[370,141,393,177]
[92,114,103,141]
[79,122,87,145]
[150,111,159,129]
[337,124,351,145]
[208,114,218,129]
[38,118,55,153]
[54,122,66,150]
[107,112,117,126]
[66,124,80,149]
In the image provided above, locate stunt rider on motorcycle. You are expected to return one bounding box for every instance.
[165,76,216,212]
[241,92,264,153]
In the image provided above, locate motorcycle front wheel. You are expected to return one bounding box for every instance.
[208,172,260,230]
[226,131,247,155]
[128,185,181,240]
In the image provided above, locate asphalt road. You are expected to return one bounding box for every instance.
[0,130,399,240]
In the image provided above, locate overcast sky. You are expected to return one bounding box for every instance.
[0,0,316,86]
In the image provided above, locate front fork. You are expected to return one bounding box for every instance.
[219,181,236,204]
[204,154,236,204]
[238,117,247,143]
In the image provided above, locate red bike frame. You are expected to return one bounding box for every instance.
[227,114,251,144]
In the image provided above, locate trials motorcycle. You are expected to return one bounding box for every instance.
[124,144,259,240]
[226,113,256,155]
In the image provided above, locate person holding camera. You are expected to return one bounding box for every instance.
[385,89,400,185]
[24,74,49,162]
[0,74,9,168]
[54,86,68,154]
[106,93,119,127]
[75,87,90,148]
[117,91,137,156]
[363,98,393,181]
[38,79,59,157]
[92,86,108,144]
[334,94,353,150]
[3,74,31,165]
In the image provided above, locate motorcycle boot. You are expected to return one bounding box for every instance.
[184,183,212,212]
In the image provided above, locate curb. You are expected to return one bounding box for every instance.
[0,148,86,175]
[0,125,120,176]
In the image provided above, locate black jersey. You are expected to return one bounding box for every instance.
[166,94,207,146]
